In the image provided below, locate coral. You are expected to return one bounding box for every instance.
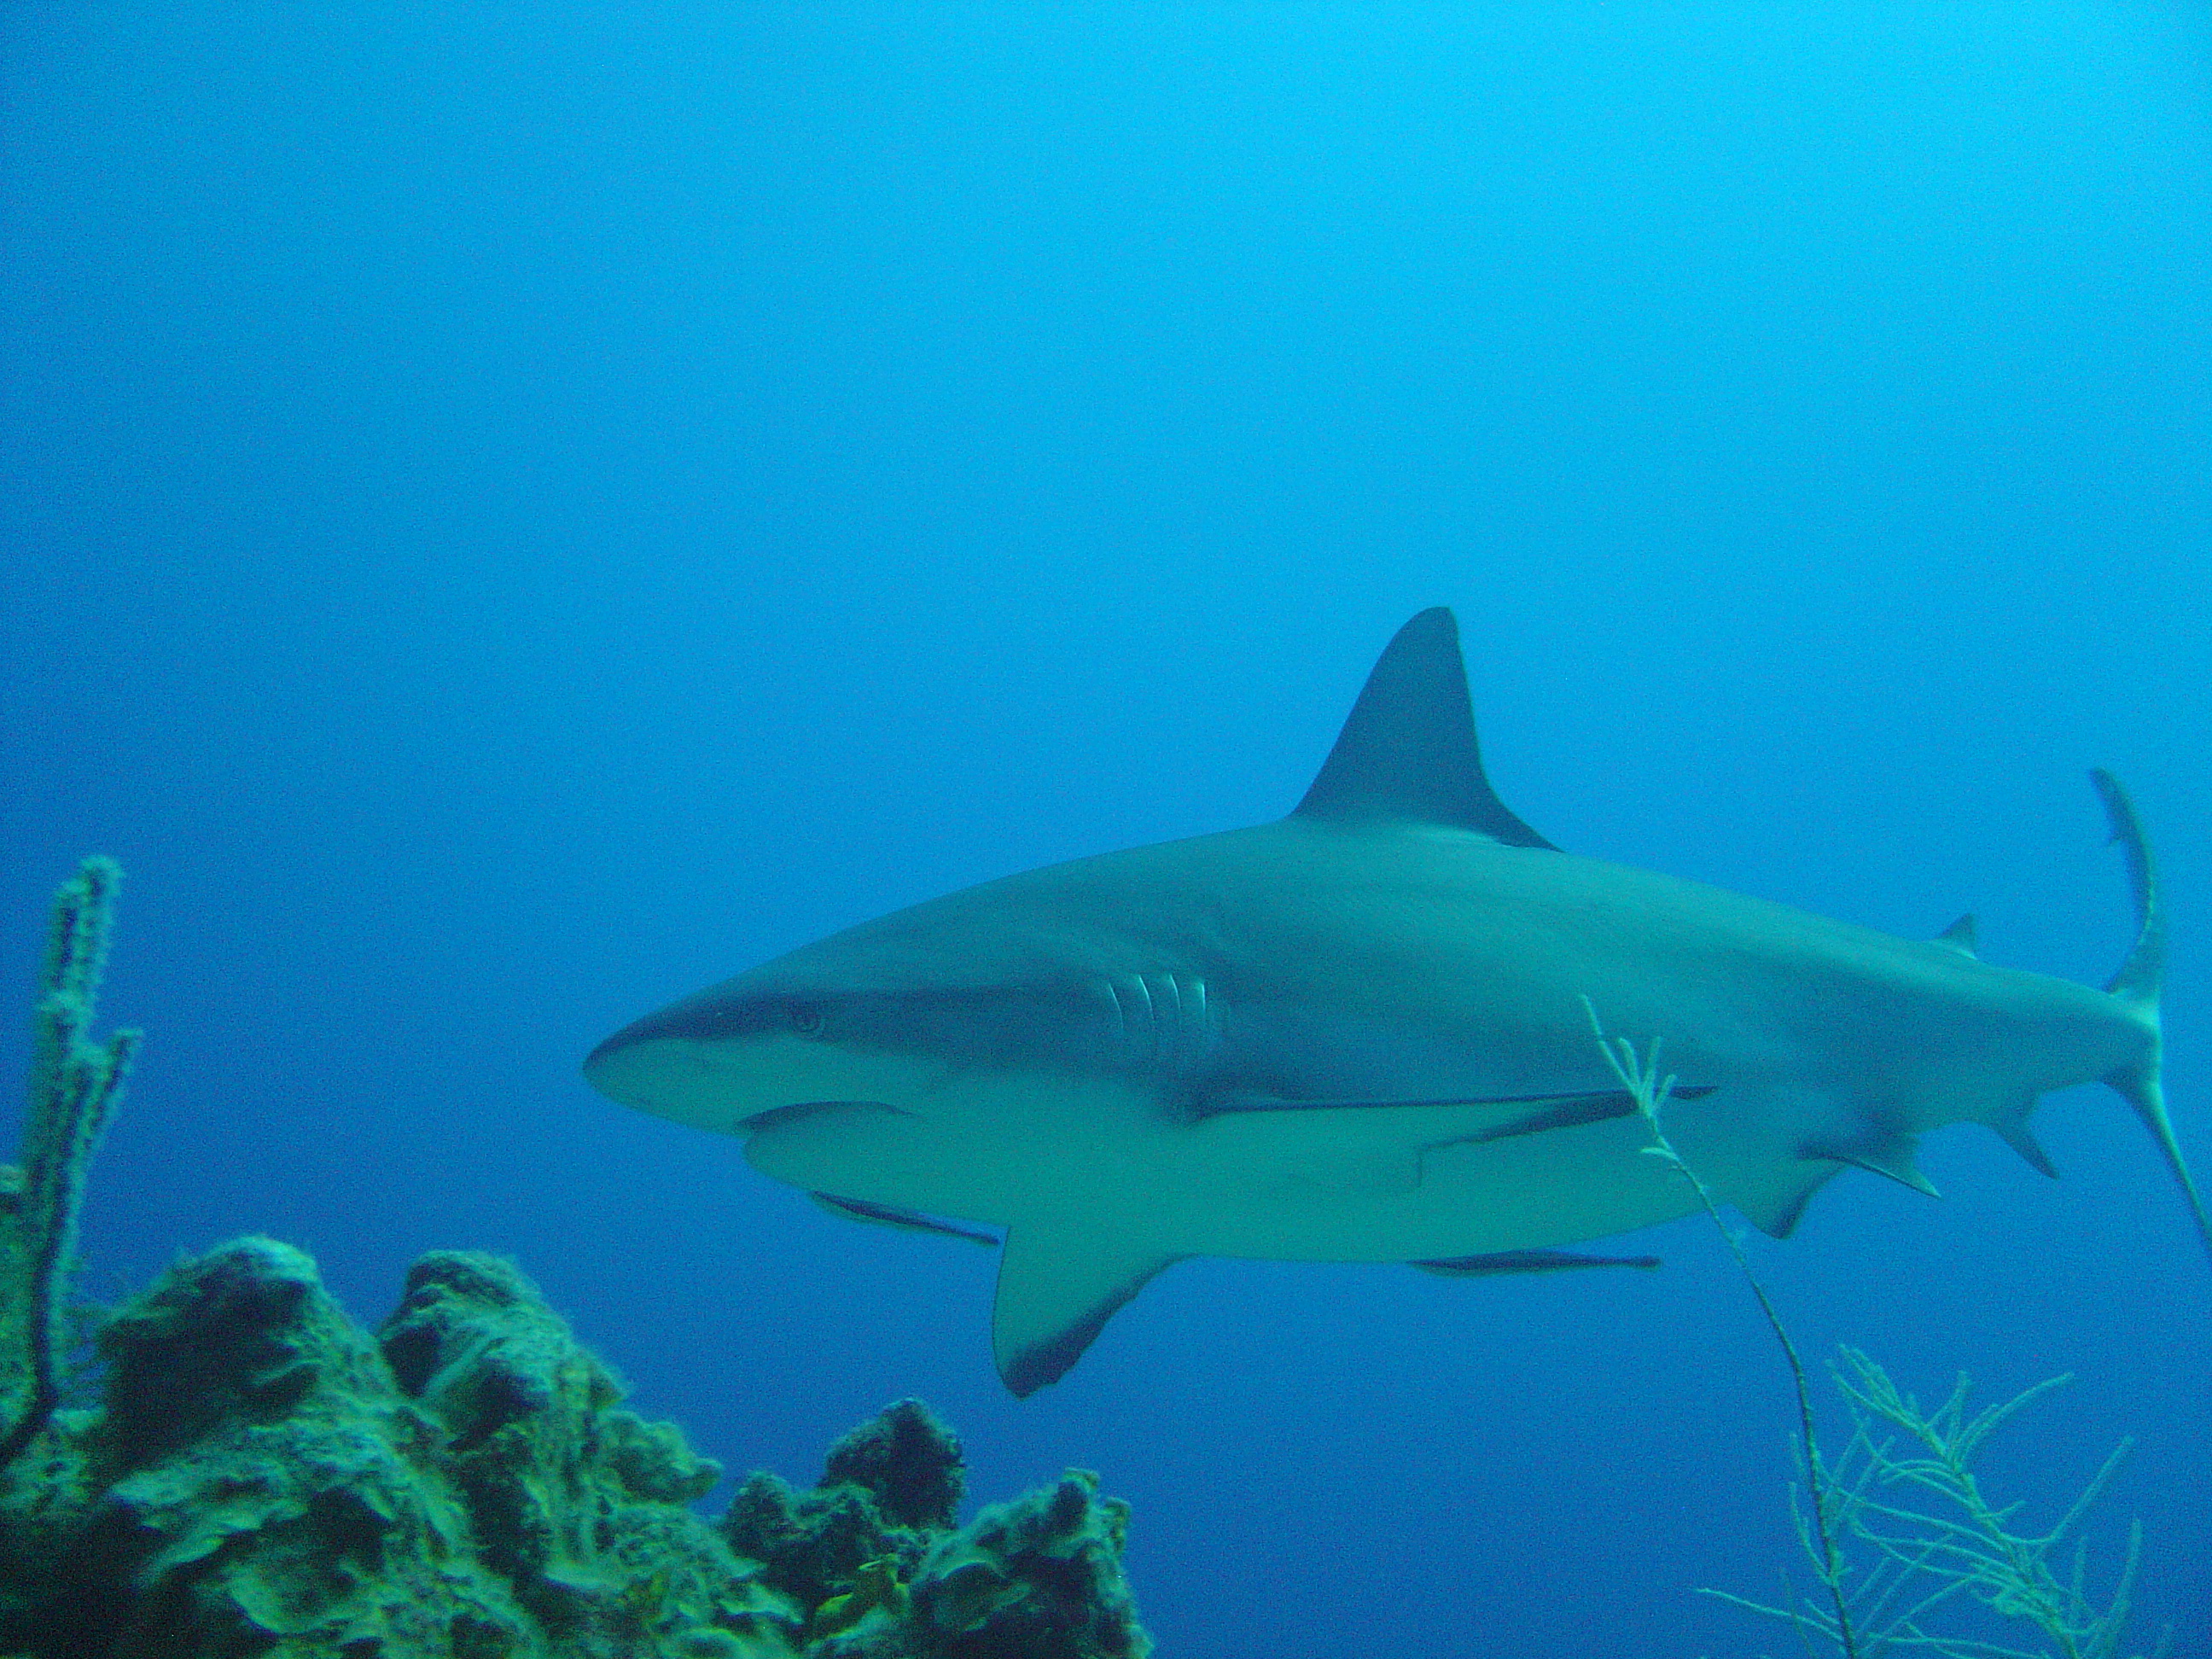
[894,1469,1149,1659]
[0,1238,1149,1658]
[1588,1003,1866,1655]
[822,1400,964,1534]
[3,859,140,1473]
[1,1237,787,1656]
[723,1399,963,1612]
[725,1412,1150,1659]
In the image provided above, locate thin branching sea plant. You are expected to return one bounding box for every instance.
[1581,1002,2157,1659]
[1581,998,1861,1659]
[1703,1350,2162,1659]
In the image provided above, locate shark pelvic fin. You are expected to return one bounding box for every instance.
[1293,608,1557,847]
[992,1222,1182,1397]
[1413,1249,1661,1277]
[1839,1149,1941,1198]
[1800,1127,1941,1199]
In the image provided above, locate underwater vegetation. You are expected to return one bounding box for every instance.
[1708,1349,2156,1659]
[0,864,1150,1659]
[1595,1011,2163,1659]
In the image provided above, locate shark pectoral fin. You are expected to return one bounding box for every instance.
[1202,1085,1713,1133]
[1444,1086,1718,1144]
[991,1223,1182,1398]
[1413,1249,1662,1277]
[810,1193,1000,1248]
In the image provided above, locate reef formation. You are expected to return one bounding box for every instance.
[0,1237,1150,1659]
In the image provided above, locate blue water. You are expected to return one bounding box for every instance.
[5,6,2208,1654]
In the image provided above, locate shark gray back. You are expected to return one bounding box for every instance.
[587,609,2209,1395]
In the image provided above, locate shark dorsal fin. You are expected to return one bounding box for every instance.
[1293,608,1557,848]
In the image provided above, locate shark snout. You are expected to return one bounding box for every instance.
[581,1031,783,1126]
[582,1022,947,1138]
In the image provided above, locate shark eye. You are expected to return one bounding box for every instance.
[786,1002,826,1037]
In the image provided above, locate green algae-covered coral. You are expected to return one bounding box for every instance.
[725,1405,1148,1659]
[2,1238,793,1656]
[0,864,1151,1658]
[0,1237,1151,1658]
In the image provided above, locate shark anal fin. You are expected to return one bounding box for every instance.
[992,1225,1180,1398]
[1413,1249,1661,1277]
[1292,608,1558,848]
[1933,914,1979,956]
[1989,1106,2060,1180]
[811,1192,999,1248]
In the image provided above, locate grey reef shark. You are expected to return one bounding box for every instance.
[587,609,2211,1396]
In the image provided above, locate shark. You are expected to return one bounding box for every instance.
[585,608,2211,1395]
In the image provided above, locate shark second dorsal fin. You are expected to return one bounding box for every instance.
[1293,608,1558,848]
[1933,915,1978,956]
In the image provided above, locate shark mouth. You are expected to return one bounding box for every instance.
[736,1100,911,1133]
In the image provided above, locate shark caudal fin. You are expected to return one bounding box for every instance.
[2090,770,2212,1265]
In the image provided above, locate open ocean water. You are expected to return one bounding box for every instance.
[4,6,2209,1655]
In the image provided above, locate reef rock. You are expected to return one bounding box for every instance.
[0,1237,1150,1659]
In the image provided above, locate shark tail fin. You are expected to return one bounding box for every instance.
[2093,769,2161,1008]
[2089,770,2212,1265]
